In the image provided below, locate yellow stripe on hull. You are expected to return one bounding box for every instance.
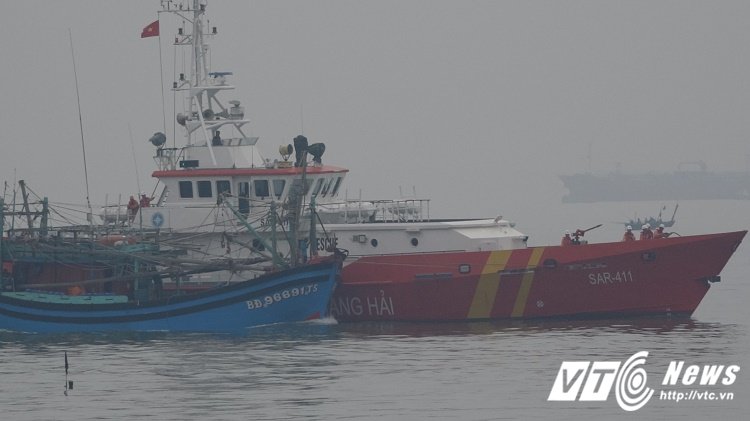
[466,250,512,319]
[511,247,546,318]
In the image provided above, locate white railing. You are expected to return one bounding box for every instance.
[318,199,430,224]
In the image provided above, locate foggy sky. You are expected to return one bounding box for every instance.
[1,0,748,226]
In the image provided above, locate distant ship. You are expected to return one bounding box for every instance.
[560,162,750,203]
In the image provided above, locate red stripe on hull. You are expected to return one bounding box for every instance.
[331,231,746,322]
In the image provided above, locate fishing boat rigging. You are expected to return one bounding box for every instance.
[0,1,343,333]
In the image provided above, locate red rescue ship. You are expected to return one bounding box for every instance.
[62,1,743,326]
[331,231,746,321]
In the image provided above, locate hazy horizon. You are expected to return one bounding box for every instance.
[1,0,748,226]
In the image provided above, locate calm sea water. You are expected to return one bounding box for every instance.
[1,200,748,420]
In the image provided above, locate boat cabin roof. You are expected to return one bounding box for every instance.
[153,165,349,178]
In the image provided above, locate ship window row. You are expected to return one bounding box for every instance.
[177,176,343,199]
[301,176,342,198]
[248,179,284,199]
[179,180,231,199]
[256,176,342,199]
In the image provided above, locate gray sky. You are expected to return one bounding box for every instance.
[1,0,748,223]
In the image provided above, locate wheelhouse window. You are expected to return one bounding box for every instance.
[197,180,212,198]
[238,182,250,215]
[321,178,333,197]
[216,180,231,196]
[179,181,193,198]
[254,179,270,198]
[312,178,324,197]
[272,179,286,199]
[331,177,343,196]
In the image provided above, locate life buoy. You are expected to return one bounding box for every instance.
[67,285,85,296]
[98,235,136,247]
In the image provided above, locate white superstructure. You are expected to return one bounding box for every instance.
[111,0,527,279]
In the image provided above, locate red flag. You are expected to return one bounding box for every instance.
[141,20,159,38]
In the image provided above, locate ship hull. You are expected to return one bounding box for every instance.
[560,172,750,203]
[331,231,745,322]
[0,261,339,334]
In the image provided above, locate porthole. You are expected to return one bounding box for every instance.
[641,251,656,262]
[543,258,558,269]
[370,239,378,247]
[411,238,419,247]
[458,264,471,274]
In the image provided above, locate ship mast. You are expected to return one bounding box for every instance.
[187,0,206,149]
[160,0,255,169]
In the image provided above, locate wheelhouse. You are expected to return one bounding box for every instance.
[153,166,348,207]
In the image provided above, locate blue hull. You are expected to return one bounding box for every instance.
[0,261,339,333]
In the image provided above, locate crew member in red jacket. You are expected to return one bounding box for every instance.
[561,231,573,246]
[654,224,668,239]
[640,223,654,240]
[127,195,139,222]
[622,225,636,242]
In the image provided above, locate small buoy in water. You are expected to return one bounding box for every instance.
[64,351,73,396]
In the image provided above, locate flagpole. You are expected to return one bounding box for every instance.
[140,18,166,144]
[157,15,168,142]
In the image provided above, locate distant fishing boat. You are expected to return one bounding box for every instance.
[624,204,678,230]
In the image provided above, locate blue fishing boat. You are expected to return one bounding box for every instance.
[0,190,343,333]
[0,260,339,334]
